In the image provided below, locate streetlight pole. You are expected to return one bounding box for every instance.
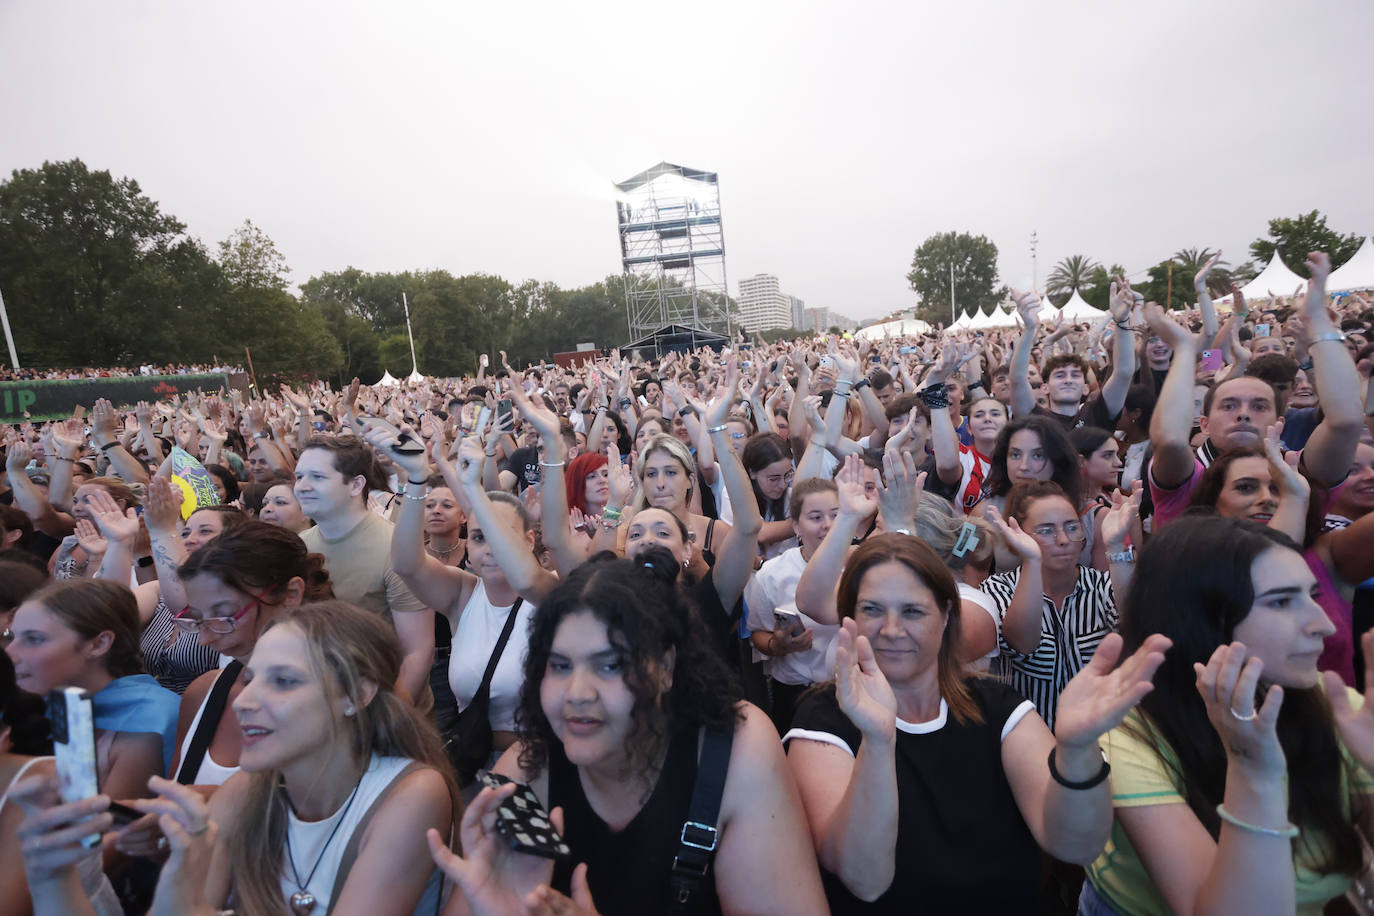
[0,287,19,369]
[950,262,956,324]
[1030,231,1039,291]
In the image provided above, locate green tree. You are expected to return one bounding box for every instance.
[1045,255,1100,306]
[218,219,291,291]
[1079,263,1127,311]
[300,268,411,333]
[1249,211,1362,277]
[906,231,1006,325]
[0,159,220,368]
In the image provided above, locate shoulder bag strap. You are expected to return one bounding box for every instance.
[325,760,429,910]
[175,661,242,785]
[470,598,523,709]
[668,726,735,914]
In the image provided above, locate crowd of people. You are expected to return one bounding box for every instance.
[0,363,243,382]
[1,253,1373,915]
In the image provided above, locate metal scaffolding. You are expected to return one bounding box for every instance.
[615,162,732,344]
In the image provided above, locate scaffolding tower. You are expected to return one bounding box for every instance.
[615,162,732,345]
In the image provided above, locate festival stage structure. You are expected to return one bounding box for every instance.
[615,162,733,353]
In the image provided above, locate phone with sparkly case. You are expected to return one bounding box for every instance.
[46,688,139,847]
[476,770,572,861]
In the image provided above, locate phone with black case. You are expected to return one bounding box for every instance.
[476,770,572,861]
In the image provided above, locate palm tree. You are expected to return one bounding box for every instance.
[1046,255,1100,305]
[1172,247,1234,296]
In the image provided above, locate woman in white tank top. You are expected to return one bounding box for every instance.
[120,602,459,915]
[365,423,561,763]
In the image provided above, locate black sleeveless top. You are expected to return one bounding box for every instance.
[549,723,723,916]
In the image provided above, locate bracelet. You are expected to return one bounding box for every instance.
[852,378,871,391]
[1311,331,1347,345]
[538,459,566,468]
[600,512,623,529]
[1047,748,1110,790]
[1114,320,1131,330]
[834,380,853,393]
[678,406,694,418]
[54,455,74,463]
[397,482,429,500]
[832,391,851,400]
[1215,804,1299,838]
[917,383,950,410]
[99,441,119,452]
[707,424,729,434]
[1105,546,1135,564]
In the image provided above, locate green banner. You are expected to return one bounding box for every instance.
[0,373,235,423]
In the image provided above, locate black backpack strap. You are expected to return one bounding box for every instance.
[175,660,242,785]
[668,726,735,913]
[471,598,522,708]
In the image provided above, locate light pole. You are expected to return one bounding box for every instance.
[1030,231,1039,291]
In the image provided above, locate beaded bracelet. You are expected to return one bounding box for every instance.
[917,384,950,410]
[707,424,729,434]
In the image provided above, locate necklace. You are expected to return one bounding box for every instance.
[283,774,365,914]
[426,537,459,560]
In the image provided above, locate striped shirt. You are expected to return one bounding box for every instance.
[979,565,1118,730]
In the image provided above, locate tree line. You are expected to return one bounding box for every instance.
[0,160,636,384]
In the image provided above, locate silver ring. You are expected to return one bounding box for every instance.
[188,823,209,837]
[156,837,168,851]
[1228,707,1259,722]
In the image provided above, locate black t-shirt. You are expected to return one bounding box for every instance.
[1033,393,1117,432]
[502,446,541,493]
[786,679,1042,914]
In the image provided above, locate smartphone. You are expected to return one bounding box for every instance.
[818,355,837,371]
[899,346,918,355]
[1255,323,1271,338]
[476,771,571,861]
[475,406,493,435]
[1199,349,1223,372]
[47,688,139,846]
[497,398,513,430]
[773,608,805,637]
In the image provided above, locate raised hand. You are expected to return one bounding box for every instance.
[1194,642,1286,776]
[455,435,487,489]
[145,477,187,533]
[1053,633,1171,750]
[704,358,740,428]
[1010,288,1043,328]
[279,383,310,411]
[876,450,925,531]
[11,775,115,886]
[1263,420,1307,500]
[1324,631,1374,773]
[982,505,1041,562]
[1100,482,1143,550]
[883,407,921,457]
[360,420,431,483]
[606,444,635,508]
[836,454,878,521]
[88,489,141,545]
[1143,301,1189,346]
[51,418,85,459]
[428,783,557,916]
[90,397,117,442]
[834,618,898,743]
[200,417,227,444]
[74,518,108,557]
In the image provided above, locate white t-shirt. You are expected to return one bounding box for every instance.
[744,547,839,686]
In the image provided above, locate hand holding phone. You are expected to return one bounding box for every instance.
[475,771,571,861]
[46,688,139,847]
[1199,349,1224,372]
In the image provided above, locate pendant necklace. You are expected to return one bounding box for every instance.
[284,775,364,914]
[426,537,459,560]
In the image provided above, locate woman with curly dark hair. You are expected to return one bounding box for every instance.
[429,547,827,916]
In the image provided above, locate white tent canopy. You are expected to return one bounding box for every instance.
[1057,289,1107,322]
[951,311,975,329]
[966,308,996,330]
[855,317,933,340]
[1330,237,1374,293]
[1216,251,1308,305]
[376,370,400,387]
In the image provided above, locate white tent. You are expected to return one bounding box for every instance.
[951,311,975,330]
[406,369,426,384]
[1058,289,1108,322]
[1216,251,1308,306]
[855,317,933,340]
[376,370,400,388]
[1330,237,1374,292]
[987,307,1019,327]
[966,308,996,330]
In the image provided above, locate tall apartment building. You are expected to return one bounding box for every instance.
[737,274,794,332]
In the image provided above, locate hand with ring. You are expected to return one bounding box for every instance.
[1194,641,1287,778]
[130,776,218,916]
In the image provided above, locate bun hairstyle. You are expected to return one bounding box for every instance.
[227,600,456,916]
[515,546,738,785]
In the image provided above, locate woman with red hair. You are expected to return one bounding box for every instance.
[564,451,610,518]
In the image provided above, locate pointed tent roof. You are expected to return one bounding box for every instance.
[1329,237,1374,292]
[1216,251,1308,305]
[967,308,999,330]
[1058,289,1108,322]
[951,310,975,329]
[986,307,1018,327]
[406,369,426,384]
[855,317,932,340]
[376,370,400,388]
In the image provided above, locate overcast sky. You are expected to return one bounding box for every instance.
[3,0,1371,324]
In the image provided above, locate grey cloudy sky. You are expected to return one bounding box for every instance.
[3,0,1371,325]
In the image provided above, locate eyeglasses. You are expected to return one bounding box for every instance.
[1029,522,1085,542]
[173,584,277,635]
